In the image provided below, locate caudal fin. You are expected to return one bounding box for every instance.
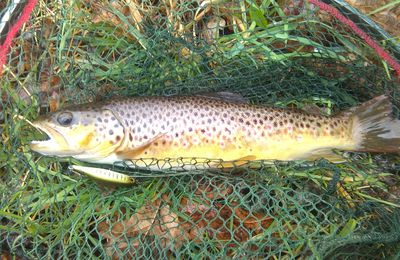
[349,95,400,153]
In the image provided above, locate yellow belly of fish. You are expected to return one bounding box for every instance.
[129,132,356,169]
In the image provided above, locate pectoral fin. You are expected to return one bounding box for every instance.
[116,133,165,160]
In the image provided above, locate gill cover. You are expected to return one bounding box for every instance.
[30,108,125,161]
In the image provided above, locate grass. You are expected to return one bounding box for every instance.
[1,0,400,258]
[368,0,400,16]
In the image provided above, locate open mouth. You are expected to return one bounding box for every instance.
[29,122,67,152]
[30,123,56,145]
[29,122,85,157]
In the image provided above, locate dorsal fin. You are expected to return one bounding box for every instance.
[195,91,248,103]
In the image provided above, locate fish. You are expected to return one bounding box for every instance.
[29,94,400,170]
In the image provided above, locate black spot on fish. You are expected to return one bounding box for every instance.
[97,118,102,123]
[116,135,121,142]
[109,130,114,135]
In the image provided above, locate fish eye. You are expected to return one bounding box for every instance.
[57,112,73,126]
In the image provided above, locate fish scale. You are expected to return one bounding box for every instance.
[103,96,353,162]
[30,95,400,169]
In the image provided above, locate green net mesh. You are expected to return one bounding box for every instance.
[1,0,400,258]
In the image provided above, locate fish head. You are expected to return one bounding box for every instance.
[30,108,125,160]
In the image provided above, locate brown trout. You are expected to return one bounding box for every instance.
[30,94,400,169]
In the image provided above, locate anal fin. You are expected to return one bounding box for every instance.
[302,148,346,163]
[217,155,257,169]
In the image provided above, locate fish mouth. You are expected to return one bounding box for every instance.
[29,122,75,156]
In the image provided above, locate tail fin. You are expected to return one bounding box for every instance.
[349,95,400,153]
